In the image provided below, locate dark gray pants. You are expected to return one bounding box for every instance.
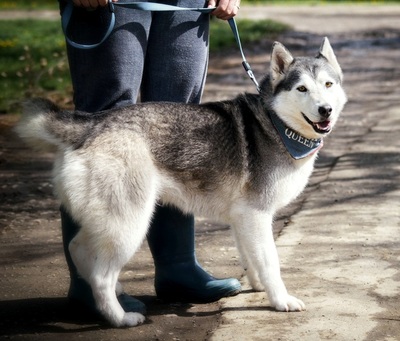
[64,0,210,111]
[61,0,211,281]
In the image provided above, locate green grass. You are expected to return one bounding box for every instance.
[209,18,290,50]
[0,20,70,112]
[0,0,58,10]
[0,1,58,10]
[0,17,289,113]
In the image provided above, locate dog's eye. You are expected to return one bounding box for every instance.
[297,86,307,92]
[325,82,333,88]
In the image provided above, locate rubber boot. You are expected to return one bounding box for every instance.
[60,206,146,315]
[147,204,242,303]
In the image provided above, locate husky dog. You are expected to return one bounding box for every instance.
[16,38,346,327]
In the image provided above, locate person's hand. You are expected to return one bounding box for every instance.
[208,0,240,20]
[72,0,117,9]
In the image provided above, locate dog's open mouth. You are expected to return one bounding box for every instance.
[302,113,332,134]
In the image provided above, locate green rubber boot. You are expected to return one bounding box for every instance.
[147,205,241,303]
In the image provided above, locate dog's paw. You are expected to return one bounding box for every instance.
[120,312,146,327]
[273,295,305,312]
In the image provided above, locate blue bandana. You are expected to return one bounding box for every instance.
[268,112,323,160]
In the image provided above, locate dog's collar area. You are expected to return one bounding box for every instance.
[268,112,323,160]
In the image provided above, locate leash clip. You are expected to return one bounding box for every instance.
[242,61,260,93]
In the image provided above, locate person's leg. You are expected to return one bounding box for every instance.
[60,2,151,313]
[63,3,150,112]
[140,1,209,104]
[142,1,241,302]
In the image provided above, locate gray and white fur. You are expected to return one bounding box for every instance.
[15,38,347,327]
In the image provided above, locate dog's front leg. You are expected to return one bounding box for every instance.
[231,210,305,312]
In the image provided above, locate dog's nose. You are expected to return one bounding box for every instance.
[318,105,332,118]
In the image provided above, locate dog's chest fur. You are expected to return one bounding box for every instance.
[271,157,315,211]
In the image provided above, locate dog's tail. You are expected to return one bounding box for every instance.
[15,98,91,151]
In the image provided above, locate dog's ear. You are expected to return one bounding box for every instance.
[318,37,343,82]
[270,42,294,91]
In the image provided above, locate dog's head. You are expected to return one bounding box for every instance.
[264,37,347,139]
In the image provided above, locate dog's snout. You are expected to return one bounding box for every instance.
[318,105,332,118]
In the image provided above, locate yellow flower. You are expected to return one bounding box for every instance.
[0,39,16,48]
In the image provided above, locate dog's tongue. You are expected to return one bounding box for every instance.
[316,120,331,131]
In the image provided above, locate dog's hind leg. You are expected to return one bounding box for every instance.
[61,143,160,326]
[67,174,158,326]
[91,254,146,327]
[230,208,305,312]
[69,220,147,327]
